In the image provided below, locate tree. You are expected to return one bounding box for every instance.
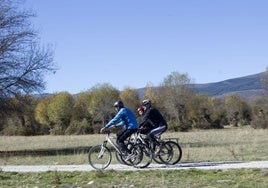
[72,91,92,122]
[207,97,227,128]
[0,0,56,100]
[1,95,39,135]
[120,87,140,113]
[188,94,211,128]
[88,83,120,127]
[161,71,194,123]
[47,92,74,134]
[250,96,268,129]
[225,94,251,126]
[35,97,51,125]
[69,91,94,134]
[188,94,225,129]
[143,83,163,109]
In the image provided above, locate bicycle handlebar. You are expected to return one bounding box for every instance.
[100,128,111,134]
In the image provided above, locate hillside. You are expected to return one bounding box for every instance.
[193,72,266,98]
[138,72,266,99]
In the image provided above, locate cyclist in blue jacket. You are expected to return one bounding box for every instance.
[100,101,138,155]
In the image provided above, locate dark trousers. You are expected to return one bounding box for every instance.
[147,125,167,150]
[116,128,137,152]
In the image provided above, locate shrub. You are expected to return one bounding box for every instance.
[192,120,211,129]
[92,123,103,134]
[251,116,268,129]
[168,120,191,132]
[50,123,65,135]
[65,119,93,135]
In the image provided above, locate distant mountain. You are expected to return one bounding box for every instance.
[37,72,267,99]
[193,72,266,98]
[138,72,267,99]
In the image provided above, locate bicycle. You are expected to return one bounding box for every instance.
[88,130,153,170]
[129,129,182,165]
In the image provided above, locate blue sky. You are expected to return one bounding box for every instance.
[23,0,268,94]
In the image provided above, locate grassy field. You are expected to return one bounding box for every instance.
[1,126,268,187]
[1,125,268,165]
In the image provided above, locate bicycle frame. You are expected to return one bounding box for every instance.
[102,132,122,154]
[130,131,162,147]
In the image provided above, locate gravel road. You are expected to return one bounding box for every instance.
[1,161,268,172]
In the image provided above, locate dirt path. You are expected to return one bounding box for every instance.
[1,161,268,172]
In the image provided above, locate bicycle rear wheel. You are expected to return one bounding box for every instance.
[159,141,182,165]
[153,154,164,164]
[88,145,112,170]
[153,143,166,164]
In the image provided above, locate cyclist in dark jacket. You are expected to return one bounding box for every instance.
[138,99,167,152]
[137,106,152,134]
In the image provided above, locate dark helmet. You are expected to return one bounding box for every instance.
[142,99,151,107]
[113,101,124,108]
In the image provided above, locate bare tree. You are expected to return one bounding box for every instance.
[161,71,194,122]
[0,0,56,99]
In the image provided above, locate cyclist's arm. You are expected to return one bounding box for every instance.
[115,121,125,127]
[104,109,124,128]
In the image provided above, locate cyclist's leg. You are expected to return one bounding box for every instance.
[147,126,167,150]
[147,128,160,150]
[117,129,137,153]
[154,125,167,136]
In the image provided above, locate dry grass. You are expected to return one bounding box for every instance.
[0,134,100,151]
[1,126,268,165]
[174,126,268,162]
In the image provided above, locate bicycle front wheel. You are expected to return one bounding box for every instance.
[88,145,112,170]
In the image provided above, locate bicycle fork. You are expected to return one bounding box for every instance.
[98,140,108,159]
